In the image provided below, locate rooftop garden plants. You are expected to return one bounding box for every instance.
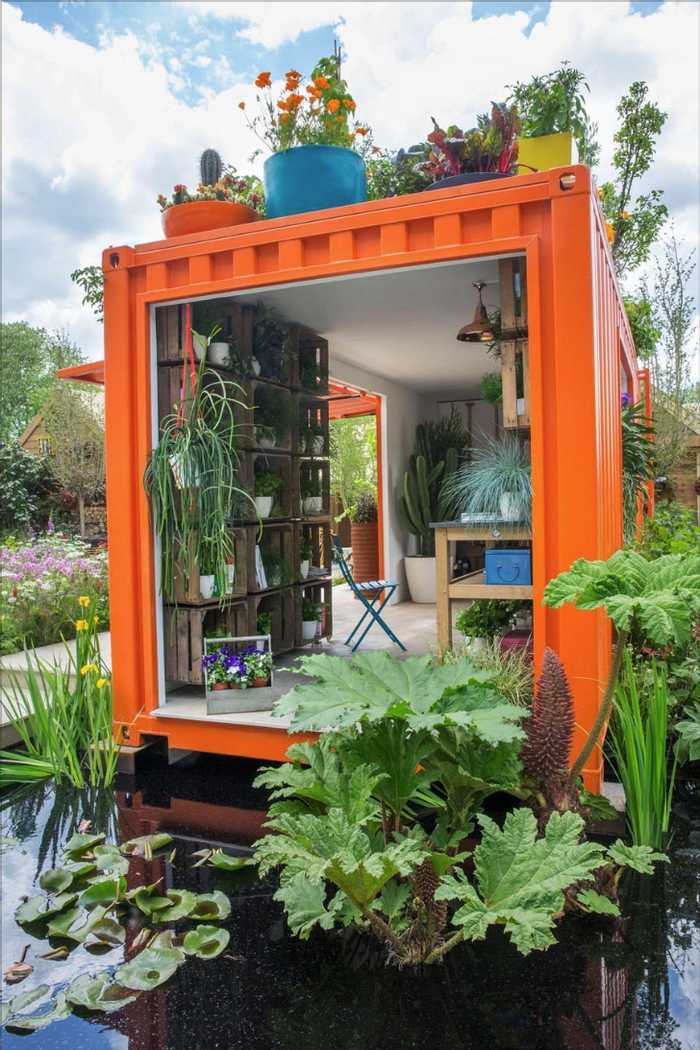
[507,62,600,167]
[416,103,521,188]
[158,149,263,237]
[240,56,374,217]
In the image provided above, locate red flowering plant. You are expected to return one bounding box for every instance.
[157,168,264,214]
[421,102,521,182]
[240,56,373,157]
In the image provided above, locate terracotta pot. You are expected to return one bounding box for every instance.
[350,521,378,584]
[253,676,269,688]
[212,681,228,691]
[162,201,258,239]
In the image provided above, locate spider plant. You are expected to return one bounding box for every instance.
[440,432,532,524]
[607,650,677,850]
[144,343,251,602]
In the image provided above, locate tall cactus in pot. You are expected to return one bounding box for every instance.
[400,446,458,556]
[200,148,223,186]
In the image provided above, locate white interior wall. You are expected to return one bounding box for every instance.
[329,353,432,602]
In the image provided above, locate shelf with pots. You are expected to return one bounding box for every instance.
[172,528,250,606]
[296,521,332,584]
[249,453,294,522]
[247,588,296,654]
[297,458,331,520]
[294,395,330,457]
[247,522,296,594]
[164,601,249,686]
[295,580,333,646]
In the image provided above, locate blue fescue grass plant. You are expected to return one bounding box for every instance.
[607,650,677,849]
[440,432,532,524]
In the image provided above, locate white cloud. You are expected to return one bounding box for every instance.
[2,1,698,360]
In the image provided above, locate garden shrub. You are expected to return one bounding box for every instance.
[635,501,700,558]
[0,442,57,536]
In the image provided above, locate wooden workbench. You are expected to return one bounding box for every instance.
[431,521,532,652]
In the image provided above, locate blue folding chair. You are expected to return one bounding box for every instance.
[332,536,406,652]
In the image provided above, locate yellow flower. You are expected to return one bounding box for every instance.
[78,596,91,608]
[96,678,108,689]
[75,619,89,631]
[93,615,99,625]
[80,663,98,676]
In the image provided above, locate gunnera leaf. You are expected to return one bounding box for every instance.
[606,840,668,874]
[189,891,231,921]
[38,868,74,894]
[65,973,139,1013]
[115,946,185,991]
[576,889,620,916]
[182,925,230,959]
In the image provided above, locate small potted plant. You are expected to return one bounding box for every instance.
[419,103,520,190]
[507,64,600,170]
[199,555,217,601]
[255,470,282,518]
[440,433,532,525]
[301,472,322,515]
[240,58,373,219]
[299,536,313,579]
[202,645,230,690]
[301,596,322,642]
[455,600,526,652]
[158,150,263,238]
[245,648,273,688]
[256,611,272,649]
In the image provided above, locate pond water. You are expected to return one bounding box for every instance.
[2,754,699,1050]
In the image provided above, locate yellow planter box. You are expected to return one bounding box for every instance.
[517,131,577,173]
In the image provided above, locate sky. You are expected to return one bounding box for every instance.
[2,0,698,361]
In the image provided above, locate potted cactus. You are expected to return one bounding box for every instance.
[159,149,263,238]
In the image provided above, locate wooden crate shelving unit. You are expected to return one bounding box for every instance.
[174,527,249,605]
[294,394,330,456]
[296,520,332,582]
[164,601,249,685]
[252,452,294,521]
[247,522,296,594]
[247,587,296,654]
[296,458,331,520]
[250,380,294,452]
[293,328,329,394]
[295,579,333,647]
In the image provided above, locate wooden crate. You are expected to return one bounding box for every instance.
[250,381,294,452]
[252,452,293,521]
[174,527,249,605]
[157,363,253,447]
[252,312,295,386]
[247,522,296,593]
[247,587,295,654]
[499,258,528,334]
[164,600,249,684]
[296,521,332,582]
[295,580,333,647]
[501,338,530,429]
[294,394,330,456]
[293,328,329,394]
[296,458,331,519]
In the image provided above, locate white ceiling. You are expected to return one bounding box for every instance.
[226,255,520,395]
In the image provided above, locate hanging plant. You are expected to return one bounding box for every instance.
[144,314,251,602]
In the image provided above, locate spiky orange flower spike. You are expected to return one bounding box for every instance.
[522,647,575,786]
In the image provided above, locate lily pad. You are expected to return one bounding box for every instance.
[65,973,139,1013]
[79,875,126,908]
[3,986,71,1032]
[130,886,173,916]
[158,889,196,922]
[115,946,184,991]
[63,832,106,858]
[190,891,231,922]
[65,859,98,880]
[120,833,173,859]
[182,925,230,959]
[15,892,78,926]
[85,916,126,947]
[46,904,106,943]
[93,845,130,877]
[208,850,253,872]
[39,868,73,894]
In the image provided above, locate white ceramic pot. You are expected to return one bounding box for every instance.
[302,619,319,642]
[310,435,324,456]
[499,492,520,522]
[199,575,216,600]
[300,559,310,580]
[208,342,231,368]
[226,563,236,592]
[251,356,261,377]
[255,495,274,518]
[256,428,277,449]
[404,555,436,604]
[298,436,306,454]
[303,496,323,515]
[192,332,208,362]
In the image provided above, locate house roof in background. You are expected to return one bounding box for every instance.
[56,361,105,385]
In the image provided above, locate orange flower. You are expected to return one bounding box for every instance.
[287,93,304,109]
[285,69,301,83]
[279,112,291,124]
[277,99,289,111]
[306,85,322,98]
[314,76,330,90]
[238,101,246,110]
[343,97,356,111]
[354,126,368,136]
[326,98,341,113]
[255,72,272,88]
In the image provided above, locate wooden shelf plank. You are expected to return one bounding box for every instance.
[448,569,532,600]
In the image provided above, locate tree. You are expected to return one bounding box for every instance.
[329,416,377,522]
[42,383,105,537]
[0,324,84,443]
[0,443,57,535]
[70,265,104,322]
[600,82,668,279]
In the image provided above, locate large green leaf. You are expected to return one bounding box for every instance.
[181,925,230,958]
[38,868,74,894]
[15,892,78,926]
[115,945,185,991]
[157,889,197,922]
[606,840,668,874]
[65,973,139,1013]
[79,875,126,909]
[274,874,338,939]
[576,889,620,916]
[436,809,608,955]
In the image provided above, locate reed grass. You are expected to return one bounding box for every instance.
[607,649,677,849]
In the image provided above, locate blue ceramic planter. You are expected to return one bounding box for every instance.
[264,145,367,219]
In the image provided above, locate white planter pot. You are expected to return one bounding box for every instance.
[303,496,322,515]
[499,492,520,522]
[208,342,231,368]
[404,556,436,604]
[199,575,216,600]
[302,619,319,642]
[310,435,324,456]
[298,436,306,454]
[256,429,277,449]
[251,356,261,377]
[300,560,310,580]
[226,563,236,592]
[255,495,274,518]
[192,332,207,362]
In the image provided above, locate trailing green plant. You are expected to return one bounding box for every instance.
[621,397,655,542]
[144,340,250,602]
[441,432,532,524]
[349,492,377,523]
[399,410,467,555]
[506,63,600,166]
[635,501,700,558]
[607,651,677,848]
[543,548,700,786]
[0,599,120,788]
[253,652,664,965]
[1,829,231,1034]
[455,599,526,640]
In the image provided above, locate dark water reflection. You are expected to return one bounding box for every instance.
[2,754,699,1050]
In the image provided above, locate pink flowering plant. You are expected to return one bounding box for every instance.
[157,170,264,214]
[1,531,109,655]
